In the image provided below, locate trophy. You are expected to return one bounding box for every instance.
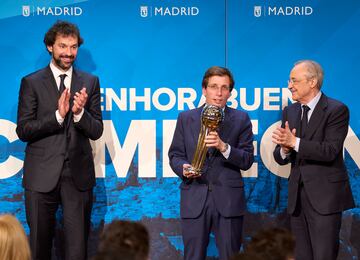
[187,104,224,176]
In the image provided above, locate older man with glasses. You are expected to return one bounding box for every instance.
[272,60,354,260]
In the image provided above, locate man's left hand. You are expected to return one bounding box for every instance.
[72,87,88,115]
[204,131,227,152]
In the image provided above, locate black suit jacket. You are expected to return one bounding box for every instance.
[168,106,254,218]
[16,66,103,192]
[273,93,354,215]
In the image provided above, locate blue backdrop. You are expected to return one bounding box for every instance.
[0,0,359,259]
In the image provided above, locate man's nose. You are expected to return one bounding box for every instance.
[65,47,72,55]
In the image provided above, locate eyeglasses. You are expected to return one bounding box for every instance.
[288,76,314,86]
[207,84,230,92]
[288,78,307,86]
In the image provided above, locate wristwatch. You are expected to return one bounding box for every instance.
[221,143,229,153]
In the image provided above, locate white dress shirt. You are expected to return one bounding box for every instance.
[280,91,322,158]
[50,62,84,124]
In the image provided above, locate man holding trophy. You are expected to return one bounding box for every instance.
[169,66,254,260]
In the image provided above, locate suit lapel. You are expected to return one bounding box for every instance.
[65,69,83,128]
[305,94,327,139]
[218,106,232,143]
[70,69,83,107]
[42,66,60,104]
[288,103,302,138]
[295,105,302,138]
[190,107,203,144]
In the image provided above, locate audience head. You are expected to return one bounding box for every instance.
[95,220,150,260]
[0,214,31,260]
[232,227,295,260]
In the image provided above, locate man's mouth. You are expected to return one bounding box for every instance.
[60,56,74,62]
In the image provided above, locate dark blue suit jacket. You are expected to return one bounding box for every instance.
[16,66,103,192]
[273,94,354,215]
[169,106,254,218]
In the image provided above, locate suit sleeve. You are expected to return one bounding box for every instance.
[226,112,254,171]
[16,77,62,142]
[297,104,349,162]
[168,113,189,179]
[73,76,103,140]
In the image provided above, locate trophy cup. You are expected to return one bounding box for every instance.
[187,104,224,176]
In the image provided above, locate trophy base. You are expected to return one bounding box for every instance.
[185,166,202,177]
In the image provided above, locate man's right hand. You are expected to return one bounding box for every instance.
[272,121,296,150]
[183,163,201,179]
[58,88,70,118]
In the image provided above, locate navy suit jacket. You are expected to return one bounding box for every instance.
[169,106,254,218]
[273,94,354,215]
[16,66,103,192]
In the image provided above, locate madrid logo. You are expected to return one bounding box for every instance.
[140,6,148,17]
[22,5,31,17]
[254,6,262,17]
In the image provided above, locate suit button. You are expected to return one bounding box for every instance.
[208,183,213,192]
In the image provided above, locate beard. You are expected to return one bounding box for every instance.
[53,54,75,71]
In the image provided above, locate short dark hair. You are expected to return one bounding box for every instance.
[96,220,150,260]
[202,66,235,91]
[43,20,83,49]
[241,227,295,260]
[93,248,138,260]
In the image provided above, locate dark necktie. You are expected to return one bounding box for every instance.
[300,105,310,138]
[59,74,70,130]
[59,74,67,94]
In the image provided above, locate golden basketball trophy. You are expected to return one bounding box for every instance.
[186,104,224,176]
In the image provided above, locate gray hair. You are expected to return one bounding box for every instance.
[295,60,324,89]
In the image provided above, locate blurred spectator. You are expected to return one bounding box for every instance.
[231,227,295,260]
[94,220,149,260]
[0,214,31,260]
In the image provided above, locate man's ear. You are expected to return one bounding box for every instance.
[202,87,206,96]
[47,45,53,53]
[310,78,318,89]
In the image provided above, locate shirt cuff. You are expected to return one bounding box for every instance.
[294,137,300,152]
[280,148,289,159]
[55,110,64,125]
[221,144,231,159]
[73,109,84,122]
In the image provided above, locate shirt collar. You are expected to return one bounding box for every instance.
[49,61,73,79]
[304,91,322,111]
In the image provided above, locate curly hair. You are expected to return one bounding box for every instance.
[43,20,83,49]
